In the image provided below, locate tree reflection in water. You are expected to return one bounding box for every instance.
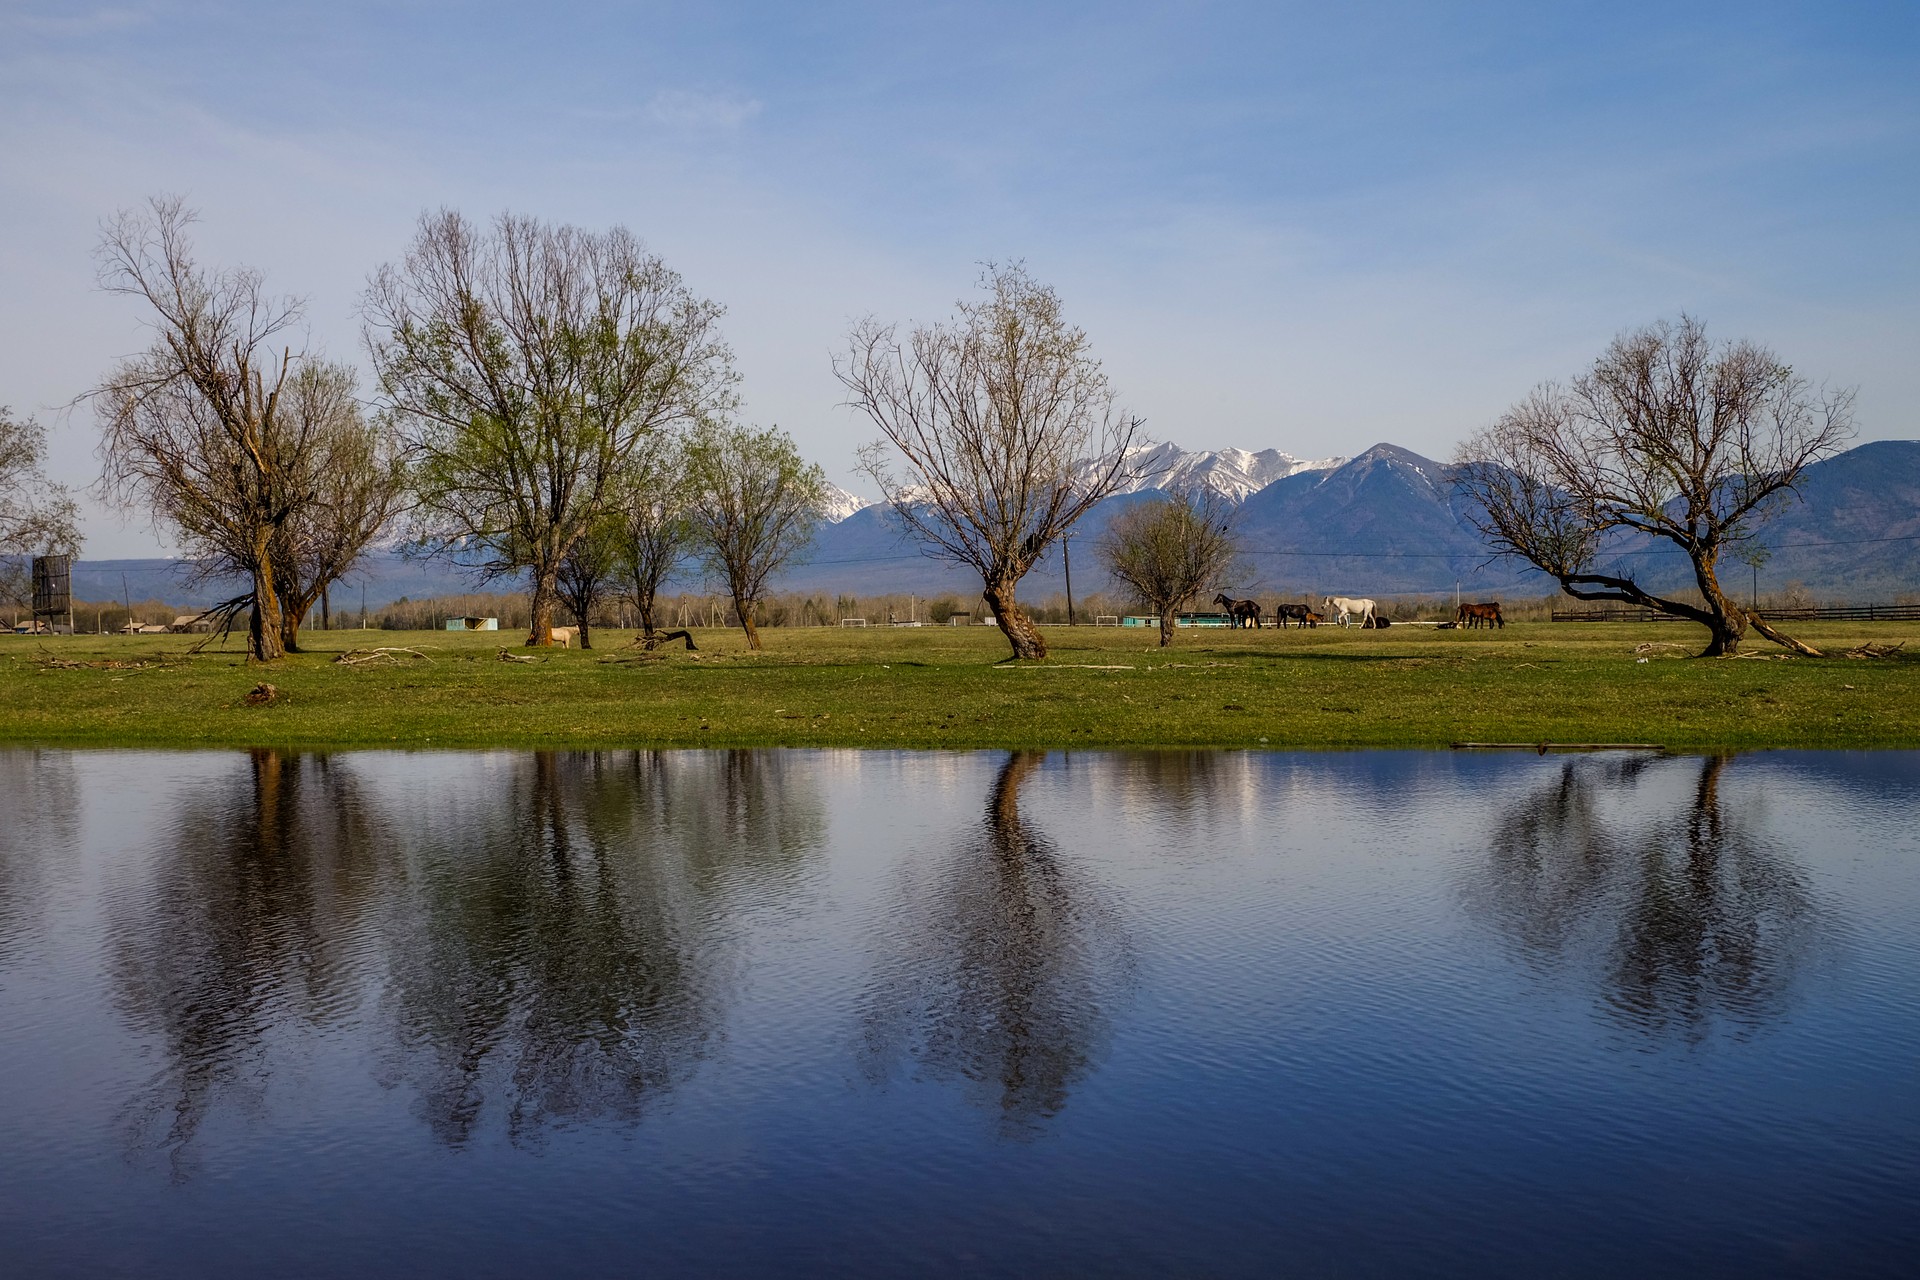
[108,750,386,1177]
[1468,753,1826,1041]
[0,749,78,972]
[381,749,822,1147]
[106,748,824,1168]
[860,752,1134,1137]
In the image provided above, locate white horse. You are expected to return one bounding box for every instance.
[1322,595,1377,628]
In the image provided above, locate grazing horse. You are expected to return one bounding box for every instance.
[1322,595,1377,628]
[1213,594,1262,629]
[1274,603,1312,629]
[1456,601,1504,630]
[1301,610,1323,628]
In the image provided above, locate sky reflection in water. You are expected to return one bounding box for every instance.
[0,748,1916,1277]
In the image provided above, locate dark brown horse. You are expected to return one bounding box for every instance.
[1212,594,1262,628]
[1274,603,1312,629]
[1456,601,1504,629]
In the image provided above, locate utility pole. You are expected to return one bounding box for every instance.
[1064,536,1076,625]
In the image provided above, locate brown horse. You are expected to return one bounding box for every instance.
[1456,601,1504,629]
[1274,603,1312,629]
[1213,594,1262,629]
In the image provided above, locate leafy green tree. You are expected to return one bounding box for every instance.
[685,421,826,651]
[269,364,409,651]
[613,433,696,640]
[364,211,735,646]
[1099,488,1238,647]
[555,513,622,649]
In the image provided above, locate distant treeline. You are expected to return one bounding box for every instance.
[18,580,1911,638]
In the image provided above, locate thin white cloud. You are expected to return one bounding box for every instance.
[5,5,155,37]
[644,88,763,131]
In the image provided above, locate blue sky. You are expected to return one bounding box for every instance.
[3,0,1915,556]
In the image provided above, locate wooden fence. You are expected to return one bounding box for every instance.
[1552,603,1920,623]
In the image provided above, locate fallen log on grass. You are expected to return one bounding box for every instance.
[333,647,432,666]
[633,629,698,652]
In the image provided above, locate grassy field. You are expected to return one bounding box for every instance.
[2,619,1917,751]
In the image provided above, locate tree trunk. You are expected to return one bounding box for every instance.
[1158,608,1175,647]
[637,593,657,639]
[733,588,761,650]
[249,552,286,662]
[278,581,317,654]
[320,584,330,631]
[983,579,1046,660]
[1691,552,1747,657]
[576,613,593,649]
[527,565,560,646]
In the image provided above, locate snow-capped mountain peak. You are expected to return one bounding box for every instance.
[818,484,874,523]
[1094,442,1344,502]
[837,443,1344,519]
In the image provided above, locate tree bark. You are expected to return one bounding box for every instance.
[731,586,762,650]
[1690,550,1748,657]
[248,549,286,662]
[527,565,560,646]
[636,587,657,640]
[983,579,1047,660]
[1158,608,1175,647]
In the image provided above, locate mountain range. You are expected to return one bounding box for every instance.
[45,439,1920,611]
[784,439,1920,602]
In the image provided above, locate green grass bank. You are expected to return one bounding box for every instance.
[2,621,1916,751]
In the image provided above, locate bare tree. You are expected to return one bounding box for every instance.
[270,365,409,651]
[684,420,826,651]
[364,210,736,646]
[837,263,1146,660]
[92,198,324,661]
[1099,489,1238,647]
[1457,316,1852,657]
[0,407,82,606]
[614,434,696,640]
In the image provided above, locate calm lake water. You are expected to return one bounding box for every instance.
[1,747,1917,1277]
